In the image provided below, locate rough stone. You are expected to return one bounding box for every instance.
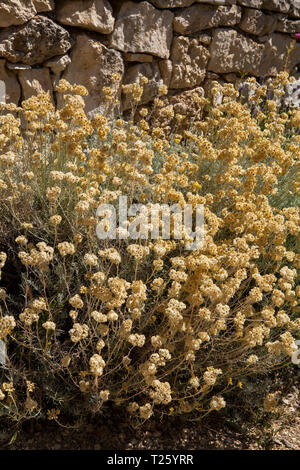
[18,68,53,101]
[237,0,263,6]
[260,33,300,76]
[0,59,21,104]
[124,53,153,62]
[208,28,264,75]
[197,33,213,45]
[174,5,242,34]
[149,0,194,6]
[0,0,297,111]
[170,36,210,89]
[275,18,300,33]
[223,72,240,83]
[60,32,124,116]
[159,59,173,87]
[208,28,300,76]
[239,8,277,35]
[44,55,72,74]
[289,1,300,18]
[206,72,220,79]
[196,0,237,4]
[262,0,290,13]
[33,0,55,11]
[56,0,115,34]
[110,1,173,59]
[0,0,37,28]
[0,16,72,66]
[256,35,270,43]
[122,62,163,109]
[6,63,32,71]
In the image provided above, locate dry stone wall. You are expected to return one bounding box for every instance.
[0,0,299,114]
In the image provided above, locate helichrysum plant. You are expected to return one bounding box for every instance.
[0,71,299,425]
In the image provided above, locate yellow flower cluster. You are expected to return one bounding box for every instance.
[0,72,299,423]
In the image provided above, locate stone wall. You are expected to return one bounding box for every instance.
[0,0,299,114]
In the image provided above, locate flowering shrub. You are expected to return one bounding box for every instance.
[0,72,299,425]
[238,74,300,110]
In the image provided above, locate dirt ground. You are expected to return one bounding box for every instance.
[0,370,299,451]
